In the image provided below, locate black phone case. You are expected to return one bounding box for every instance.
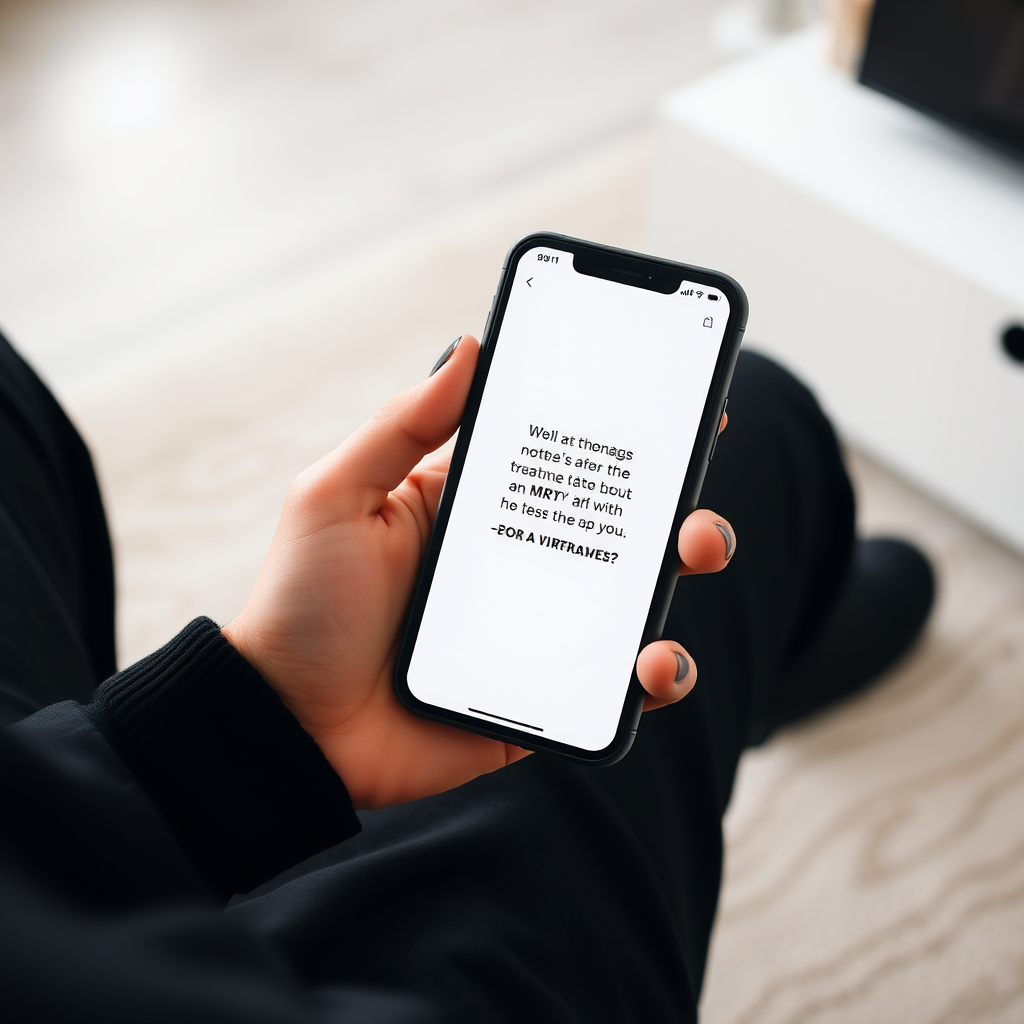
[393,232,748,765]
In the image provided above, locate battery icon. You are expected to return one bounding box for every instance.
[708,294,720,301]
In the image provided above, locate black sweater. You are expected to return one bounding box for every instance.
[1,617,449,1023]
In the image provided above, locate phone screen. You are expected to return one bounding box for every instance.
[405,243,732,754]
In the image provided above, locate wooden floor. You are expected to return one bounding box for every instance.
[4,2,1024,1021]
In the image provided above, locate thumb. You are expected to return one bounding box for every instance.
[304,335,478,522]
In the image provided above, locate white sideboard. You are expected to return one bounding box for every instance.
[650,28,1024,553]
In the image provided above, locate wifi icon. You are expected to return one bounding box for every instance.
[696,290,704,298]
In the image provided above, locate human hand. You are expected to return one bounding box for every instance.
[222,335,736,809]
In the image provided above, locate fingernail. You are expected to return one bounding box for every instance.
[715,521,735,560]
[674,652,690,682]
[429,336,462,376]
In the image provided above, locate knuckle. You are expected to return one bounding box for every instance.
[285,468,325,520]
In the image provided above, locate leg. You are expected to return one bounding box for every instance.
[229,351,858,1023]
[0,332,116,722]
[669,349,858,784]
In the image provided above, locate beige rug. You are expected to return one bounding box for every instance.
[60,132,1024,1022]
[703,447,1024,1024]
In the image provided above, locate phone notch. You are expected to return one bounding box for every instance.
[571,247,683,294]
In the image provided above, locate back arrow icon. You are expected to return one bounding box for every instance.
[527,277,533,287]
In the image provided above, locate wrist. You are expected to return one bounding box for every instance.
[221,614,288,711]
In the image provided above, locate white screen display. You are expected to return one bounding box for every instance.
[406,246,729,752]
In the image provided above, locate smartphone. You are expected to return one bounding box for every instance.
[394,233,746,765]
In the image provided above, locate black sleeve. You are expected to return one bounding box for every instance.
[86,616,361,900]
[1,619,453,1023]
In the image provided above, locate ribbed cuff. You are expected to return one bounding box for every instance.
[89,617,360,898]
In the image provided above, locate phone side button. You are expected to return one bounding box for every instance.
[708,397,728,463]
[481,295,497,339]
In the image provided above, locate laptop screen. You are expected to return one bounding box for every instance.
[860,0,1024,160]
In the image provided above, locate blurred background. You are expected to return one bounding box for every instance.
[1,0,733,382]
[1,1,1023,1021]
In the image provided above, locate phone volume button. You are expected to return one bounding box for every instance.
[708,398,728,463]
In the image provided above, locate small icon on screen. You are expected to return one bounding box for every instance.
[703,317,713,328]
[695,290,704,298]
[680,288,694,296]
[708,294,720,301]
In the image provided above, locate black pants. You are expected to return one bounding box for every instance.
[0,333,854,1022]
